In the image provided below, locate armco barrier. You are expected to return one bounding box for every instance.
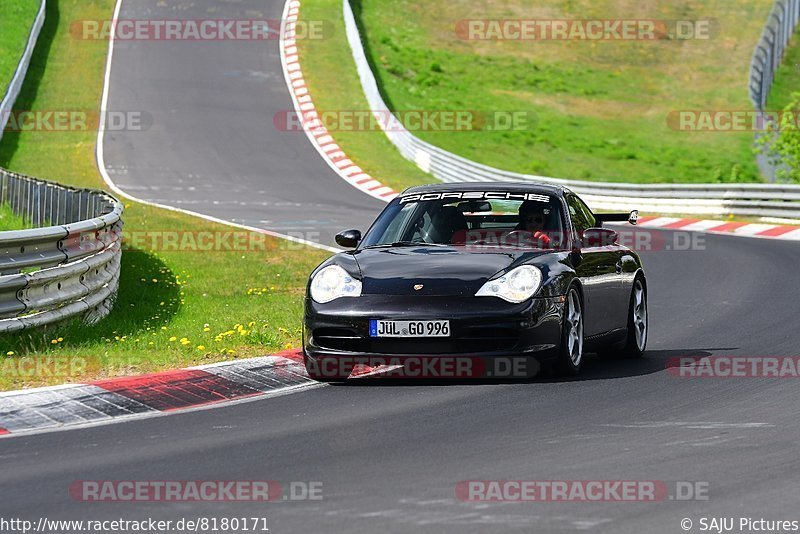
[749,0,800,110]
[343,0,800,218]
[0,169,123,333]
[1,0,122,334]
[748,0,800,181]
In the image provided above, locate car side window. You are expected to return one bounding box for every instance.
[567,195,596,234]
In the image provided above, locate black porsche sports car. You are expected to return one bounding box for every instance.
[303,183,647,381]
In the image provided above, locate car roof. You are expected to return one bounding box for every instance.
[400,181,569,197]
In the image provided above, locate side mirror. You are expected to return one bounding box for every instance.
[335,229,361,248]
[583,227,618,247]
[628,210,639,225]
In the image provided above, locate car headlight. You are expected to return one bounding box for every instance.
[310,265,362,303]
[475,265,542,303]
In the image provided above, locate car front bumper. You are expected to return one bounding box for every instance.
[303,294,565,366]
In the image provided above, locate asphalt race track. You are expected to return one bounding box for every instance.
[2,0,800,533]
[100,0,385,247]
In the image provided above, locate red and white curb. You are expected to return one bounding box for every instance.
[0,351,318,437]
[634,216,800,241]
[279,0,397,203]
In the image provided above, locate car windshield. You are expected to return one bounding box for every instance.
[360,191,566,249]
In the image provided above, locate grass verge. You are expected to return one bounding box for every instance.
[0,202,34,230]
[0,0,40,96]
[298,0,433,193]
[0,0,331,391]
[767,27,800,110]
[302,0,773,188]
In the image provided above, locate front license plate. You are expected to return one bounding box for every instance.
[369,319,450,338]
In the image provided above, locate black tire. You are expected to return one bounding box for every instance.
[556,286,584,375]
[619,277,648,358]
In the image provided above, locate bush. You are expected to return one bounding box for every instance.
[757,92,800,183]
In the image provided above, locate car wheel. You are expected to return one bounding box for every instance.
[557,287,584,375]
[620,277,648,358]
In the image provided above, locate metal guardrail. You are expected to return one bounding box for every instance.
[0,169,123,333]
[0,0,46,143]
[0,0,124,333]
[749,0,800,110]
[748,0,800,181]
[343,0,800,219]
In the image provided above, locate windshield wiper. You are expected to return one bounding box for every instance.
[363,241,449,249]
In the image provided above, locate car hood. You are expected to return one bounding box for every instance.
[351,245,549,296]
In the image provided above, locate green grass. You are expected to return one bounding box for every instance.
[0,0,40,97]
[302,0,773,188]
[767,27,800,110]
[0,0,331,390]
[298,0,433,193]
[0,202,33,230]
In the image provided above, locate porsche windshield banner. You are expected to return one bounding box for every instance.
[399,191,551,204]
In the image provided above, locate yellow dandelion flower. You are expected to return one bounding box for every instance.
[6,351,14,356]
[197,345,205,351]
[169,336,177,342]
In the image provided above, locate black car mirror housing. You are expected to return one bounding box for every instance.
[335,229,362,248]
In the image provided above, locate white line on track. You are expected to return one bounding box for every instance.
[0,380,325,440]
[95,0,340,254]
